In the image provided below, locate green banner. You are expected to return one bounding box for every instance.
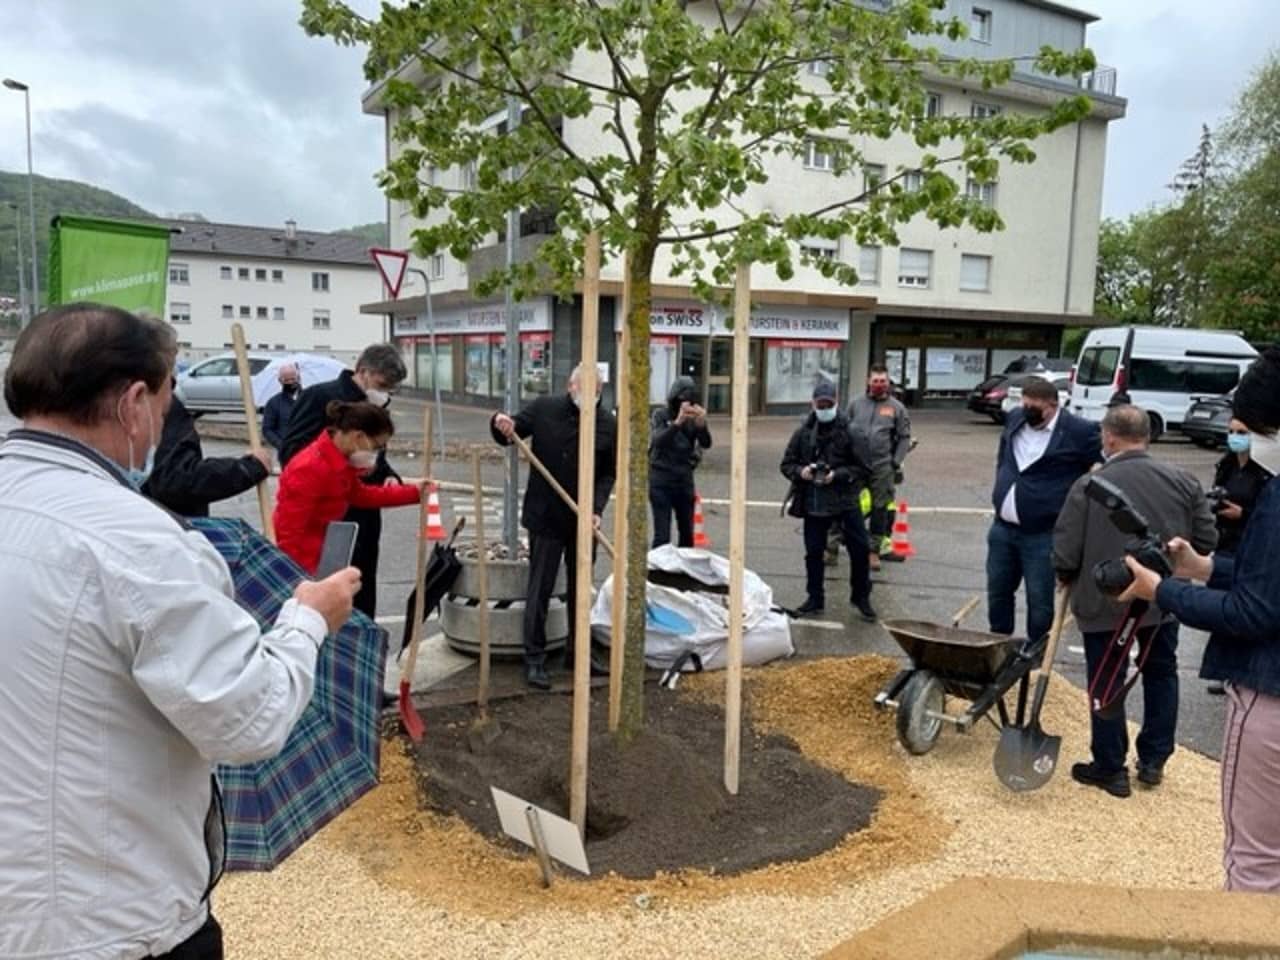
[47,216,171,315]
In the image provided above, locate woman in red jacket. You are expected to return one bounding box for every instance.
[274,401,423,573]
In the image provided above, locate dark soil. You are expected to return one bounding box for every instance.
[411,686,881,879]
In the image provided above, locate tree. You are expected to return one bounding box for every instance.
[302,0,1095,741]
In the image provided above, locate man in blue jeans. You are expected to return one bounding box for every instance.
[1052,405,1217,797]
[987,377,1100,647]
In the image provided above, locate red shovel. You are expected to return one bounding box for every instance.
[399,411,434,741]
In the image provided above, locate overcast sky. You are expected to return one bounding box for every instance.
[0,0,1273,232]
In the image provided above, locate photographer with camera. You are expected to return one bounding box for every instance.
[781,380,875,621]
[1053,405,1217,798]
[1120,348,1280,892]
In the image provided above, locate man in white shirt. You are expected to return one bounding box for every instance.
[0,303,359,960]
[986,377,1101,646]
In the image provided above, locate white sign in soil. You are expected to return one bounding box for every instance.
[490,786,591,876]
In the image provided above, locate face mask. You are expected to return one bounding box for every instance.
[364,388,390,408]
[123,400,158,490]
[869,384,889,399]
[1023,405,1046,428]
[1227,433,1251,454]
[570,390,582,409]
[1249,431,1280,477]
[814,406,837,423]
[282,383,300,396]
[348,449,378,471]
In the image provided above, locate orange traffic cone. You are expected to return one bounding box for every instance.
[692,492,711,548]
[424,482,446,541]
[889,500,916,559]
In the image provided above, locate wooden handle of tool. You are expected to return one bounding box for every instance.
[1027,583,1072,723]
[472,449,491,712]
[951,594,983,628]
[509,432,615,560]
[400,410,433,687]
[231,323,275,543]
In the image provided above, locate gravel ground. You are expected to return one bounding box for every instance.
[215,656,1222,959]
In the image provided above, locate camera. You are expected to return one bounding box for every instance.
[1084,476,1174,595]
[810,460,831,478]
[1206,486,1230,512]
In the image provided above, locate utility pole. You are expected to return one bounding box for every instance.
[7,202,26,325]
[3,79,37,324]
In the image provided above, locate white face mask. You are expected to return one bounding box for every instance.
[1249,430,1280,477]
[120,394,159,490]
[348,449,378,471]
[364,388,390,408]
[814,406,837,423]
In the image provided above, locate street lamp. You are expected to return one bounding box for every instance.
[5,201,27,323]
[4,78,37,324]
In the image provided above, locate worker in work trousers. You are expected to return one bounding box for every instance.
[846,364,912,571]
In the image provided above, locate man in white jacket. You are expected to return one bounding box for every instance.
[0,303,359,960]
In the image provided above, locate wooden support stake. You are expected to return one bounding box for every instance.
[472,448,491,714]
[231,322,275,543]
[608,255,631,733]
[724,262,751,796]
[570,231,602,835]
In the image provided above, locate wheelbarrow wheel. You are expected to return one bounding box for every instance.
[897,671,945,755]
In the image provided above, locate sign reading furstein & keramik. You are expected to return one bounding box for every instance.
[47,216,171,315]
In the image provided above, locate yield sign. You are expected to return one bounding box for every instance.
[369,247,410,299]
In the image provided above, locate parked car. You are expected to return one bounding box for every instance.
[1181,392,1234,448]
[1067,326,1257,441]
[175,352,347,415]
[1001,372,1071,417]
[967,374,1011,422]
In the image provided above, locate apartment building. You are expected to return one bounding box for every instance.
[160,218,384,366]
[359,0,1125,412]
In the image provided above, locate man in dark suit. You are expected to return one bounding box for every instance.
[1053,404,1217,797]
[279,343,407,618]
[987,377,1101,646]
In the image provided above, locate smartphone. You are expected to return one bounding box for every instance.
[314,521,359,579]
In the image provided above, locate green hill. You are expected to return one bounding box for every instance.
[334,221,388,246]
[0,171,153,304]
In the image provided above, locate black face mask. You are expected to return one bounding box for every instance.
[282,383,300,396]
[1023,405,1046,427]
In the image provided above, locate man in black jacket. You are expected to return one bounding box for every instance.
[987,377,1101,646]
[261,362,300,454]
[780,380,875,621]
[279,343,407,618]
[491,364,617,690]
[143,395,270,517]
[649,376,711,548]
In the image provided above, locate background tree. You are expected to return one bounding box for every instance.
[303,0,1095,740]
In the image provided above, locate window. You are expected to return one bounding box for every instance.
[971,101,1002,119]
[903,170,924,193]
[1076,347,1120,387]
[897,248,932,288]
[238,267,250,280]
[766,343,842,404]
[808,60,832,77]
[804,138,836,172]
[272,307,285,322]
[966,178,998,208]
[192,358,236,377]
[1129,359,1242,395]
[239,305,251,319]
[430,254,445,280]
[313,309,331,331]
[863,163,885,194]
[925,91,943,117]
[169,302,191,325]
[858,245,881,285]
[255,268,267,282]
[256,306,268,319]
[169,263,189,285]
[960,254,992,292]
[220,265,232,280]
[272,269,284,282]
[970,6,992,43]
[464,161,478,190]
[221,304,233,319]
[311,271,330,292]
[800,237,838,262]
[425,165,438,186]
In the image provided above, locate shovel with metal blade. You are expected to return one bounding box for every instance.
[993,583,1071,792]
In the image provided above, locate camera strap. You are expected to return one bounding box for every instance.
[1088,600,1155,719]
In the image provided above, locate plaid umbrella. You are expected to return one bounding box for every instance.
[190,518,387,871]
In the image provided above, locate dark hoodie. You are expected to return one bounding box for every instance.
[649,376,712,488]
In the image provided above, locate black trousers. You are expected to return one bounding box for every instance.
[1083,621,1180,774]
[151,915,222,959]
[525,531,595,666]
[343,505,381,618]
[650,483,695,548]
[803,511,871,606]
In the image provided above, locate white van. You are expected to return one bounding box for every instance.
[1068,326,1257,440]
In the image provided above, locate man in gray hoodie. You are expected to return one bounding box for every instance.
[847,365,912,570]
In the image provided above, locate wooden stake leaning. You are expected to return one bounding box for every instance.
[723,262,751,796]
[609,255,631,733]
[397,410,433,742]
[467,447,501,751]
[570,230,602,836]
[230,322,275,543]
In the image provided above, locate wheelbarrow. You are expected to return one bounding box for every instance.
[873,596,1047,755]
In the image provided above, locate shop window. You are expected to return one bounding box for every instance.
[522,335,552,396]
[465,337,495,396]
[415,339,454,392]
[765,340,842,404]
[925,348,987,391]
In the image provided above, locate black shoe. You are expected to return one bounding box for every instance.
[881,551,905,563]
[853,597,878,623]
[525,664,551,691]
[1070,761,1131,798]
[1207,681,1226,695]
[1137,764,1163,788]
[794,598,825,617]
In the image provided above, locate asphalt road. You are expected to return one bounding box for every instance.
[1,398,1231,763]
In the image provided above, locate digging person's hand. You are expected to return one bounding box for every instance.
[294,568,361,634]
[493,412,516,440]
